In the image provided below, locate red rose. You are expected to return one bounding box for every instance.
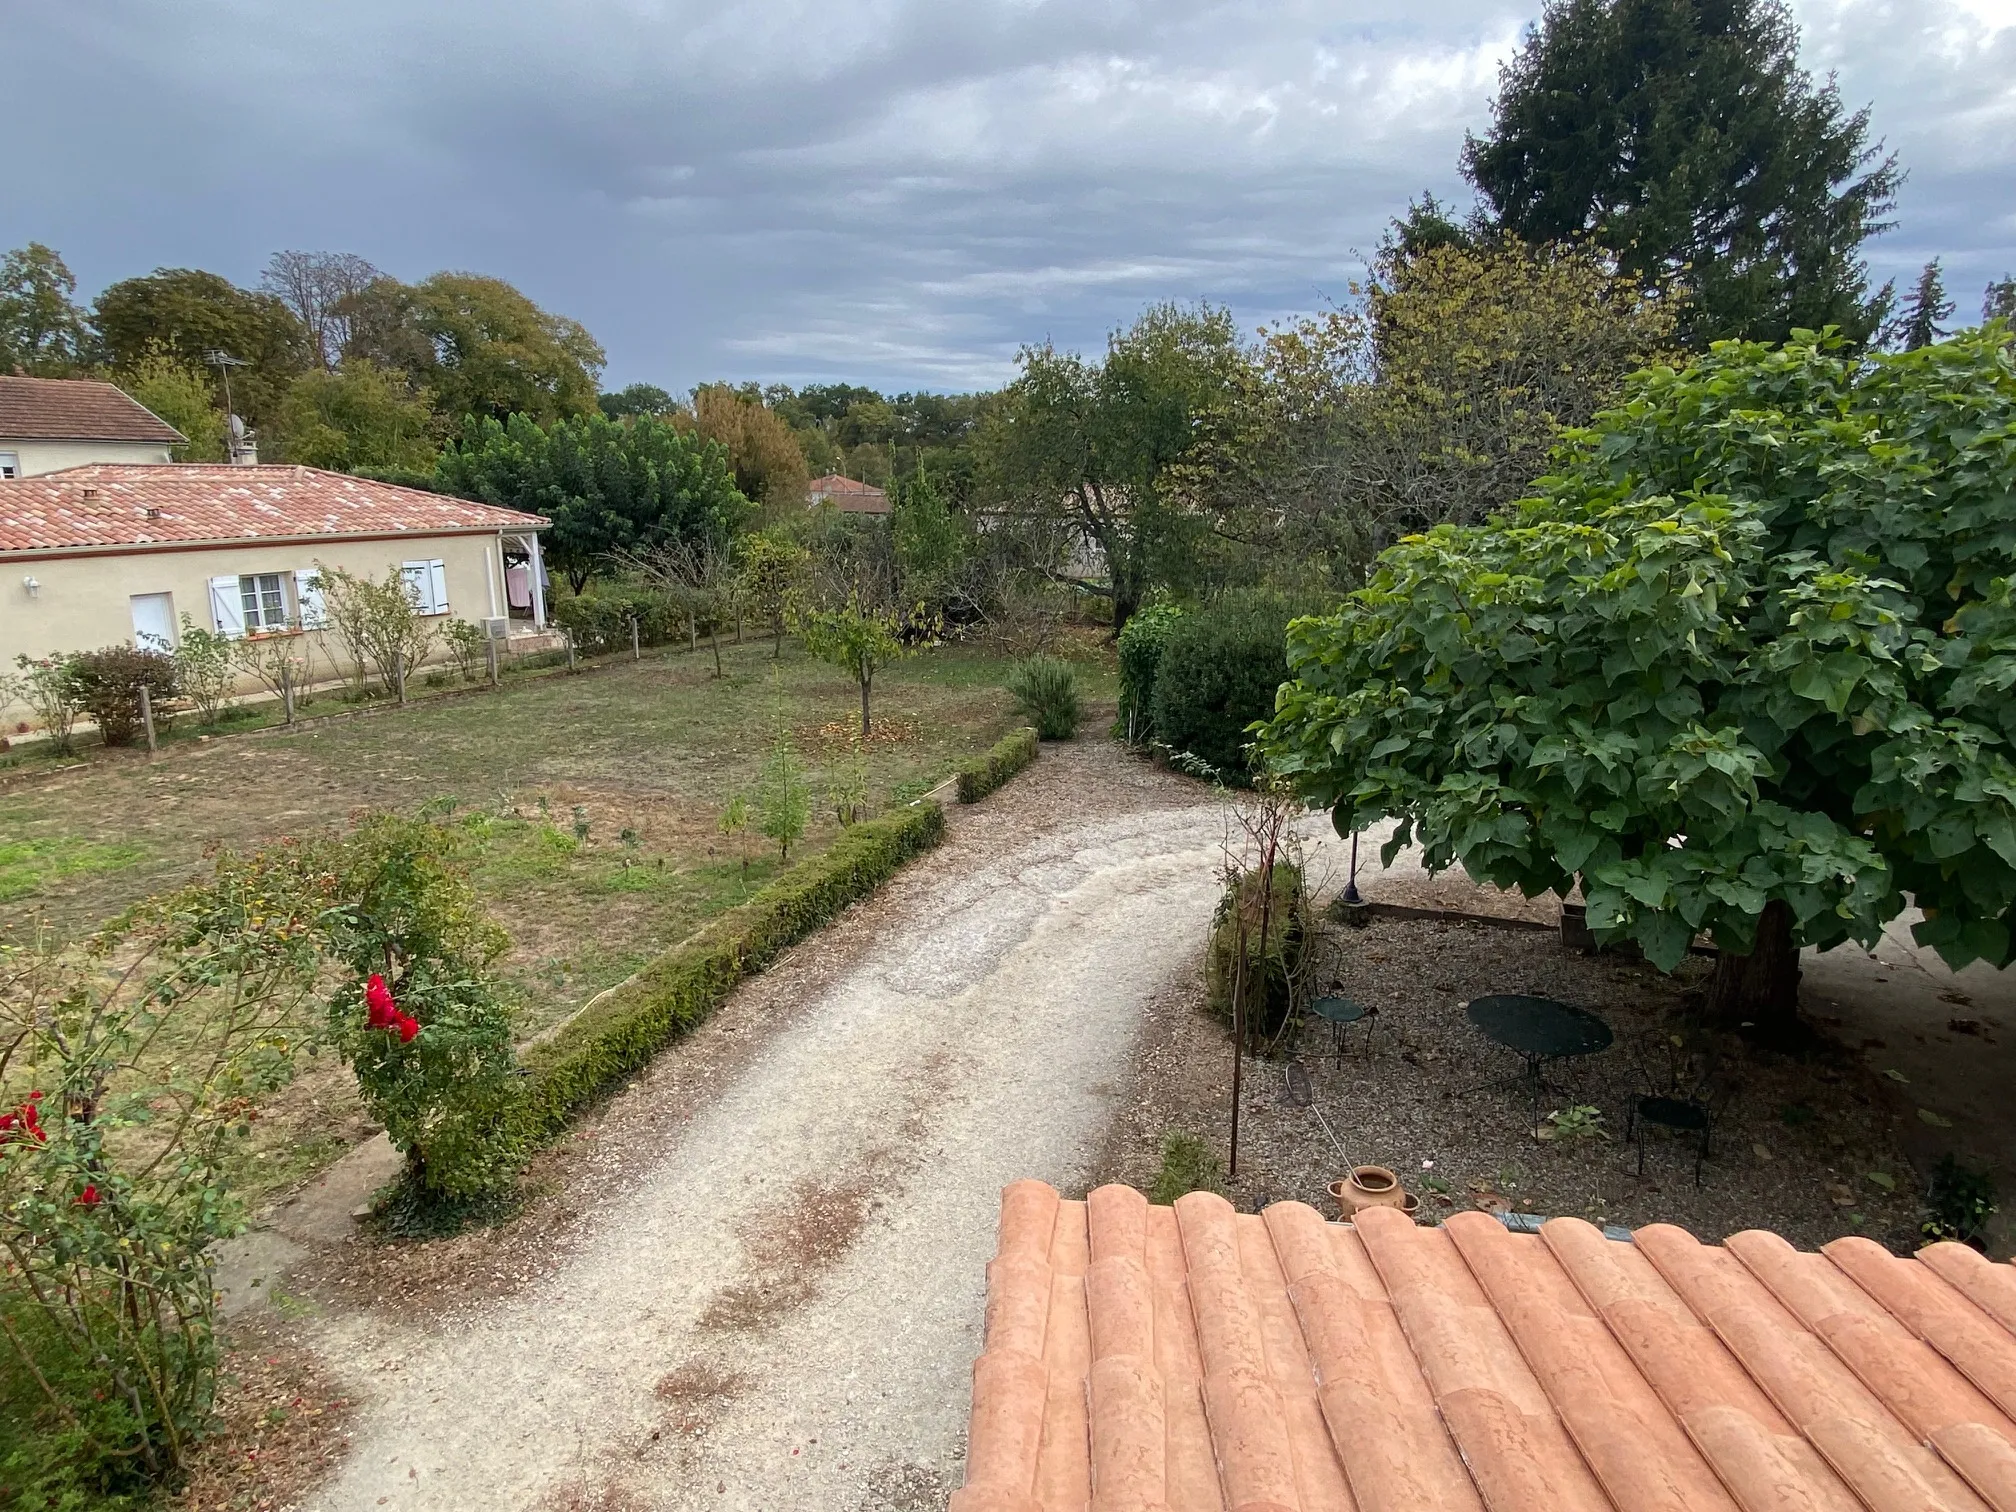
[396,1014,420,1044]
[76,1184,100,1207]
[365,974,396,1028]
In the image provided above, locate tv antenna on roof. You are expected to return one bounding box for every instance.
[202,349,247,421]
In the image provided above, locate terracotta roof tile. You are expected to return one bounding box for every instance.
[954,1184,2016,1512]
[0,376,185,444]
[0,464,546,554]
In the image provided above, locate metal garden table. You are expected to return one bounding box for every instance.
[1464,994,1613,1132]
[1307,994,1373,1061]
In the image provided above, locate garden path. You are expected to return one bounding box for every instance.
[302,739,1234,1512]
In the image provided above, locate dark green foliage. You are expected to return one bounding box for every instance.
[1116,602,1184,741]
[515,802,945,1138]
[1924,1155,1998,1248]
[1006,657,1082,740]
[435,411,746,592]
[62,644,177,746]
[956,728,1039,804]
[93,267,308,422]
[1461,0,1900,346]
[1148,1131,1226,1206]
[1149,597,1293,783]
[321,814,524,1202]
[551,585,687,654]
[1261,327,2016,981]
[599,382,676,419]
[1204,865,1308,1045]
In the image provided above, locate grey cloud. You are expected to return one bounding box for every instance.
[5,1,2012,391]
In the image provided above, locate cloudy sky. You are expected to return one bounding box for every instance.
[7,1,2014,393]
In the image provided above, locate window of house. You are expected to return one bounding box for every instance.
[0,452,19,480]
[238,573,289,632]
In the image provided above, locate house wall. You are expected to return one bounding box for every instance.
[1,531,510,731]
[0,439,176,477]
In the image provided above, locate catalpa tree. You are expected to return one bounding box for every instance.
[1260,326,2016,1027]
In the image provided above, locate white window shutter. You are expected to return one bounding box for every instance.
[295,569,327,629]
[400,561,429,612]
[428,559,448,616]
[209,576,245,637]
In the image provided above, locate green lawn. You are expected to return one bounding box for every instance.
[0,634,1114,1197]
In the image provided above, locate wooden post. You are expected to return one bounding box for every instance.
[137,683,157,753]
[394,651,407,705]
[631,616,640,661]
[487,636,500,688]
[566,631,577,672]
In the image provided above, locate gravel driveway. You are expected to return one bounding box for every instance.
[304,741,1225,1512]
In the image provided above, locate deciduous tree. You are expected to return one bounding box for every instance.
[261,250,381,369]
[93,268,308,422]
[980,302,1246,630]
[270,359,439,472]
[410,273,604,425]
[0,242,92,376]
[436,412,745,591]
[1262,327,2016,1033]
[116,351,226,461]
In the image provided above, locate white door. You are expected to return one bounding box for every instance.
[130,593,176,650]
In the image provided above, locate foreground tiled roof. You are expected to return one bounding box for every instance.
[954,1181,2016,1512]
[0,376,186,444]
[0,465,547,554]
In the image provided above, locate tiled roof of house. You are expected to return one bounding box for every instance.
[0,464,547,555]
[954,1181,2016,1512]
[807,473,892,514]
[0,376,186,444]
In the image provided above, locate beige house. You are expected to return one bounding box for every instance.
[1,463,550,730]
[0,375,185,478]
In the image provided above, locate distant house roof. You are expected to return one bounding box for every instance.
[0,376,186,445]
[0,465,547,557]
[807,473,891,515]
[953,1181,2016,1512]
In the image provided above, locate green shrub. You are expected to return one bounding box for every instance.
[320,814,525,1203]
[0,851,329,1502]
[173,618,236,726]
[515,802,945,1138]
[1006,657,1081,740]
[1204,863,1308,1046]
[956,727,1039,803]
[62,644,179,746]
[1149,596,1294,783]
[1149,1131,1226,1205]
[552,584,687,655]
[1117,601,1184,742]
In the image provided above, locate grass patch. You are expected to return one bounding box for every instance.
[1149,1131,1227,1206]
[0,837,147,903]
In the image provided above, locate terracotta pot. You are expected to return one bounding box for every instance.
[1399,1192,1421,1218]
[1328,1165,1406,1219]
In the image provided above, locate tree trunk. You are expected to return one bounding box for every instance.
[709,629,722,678]
[773,618,784,660]
[859,674,872,737]
[1705,898,1803,1037]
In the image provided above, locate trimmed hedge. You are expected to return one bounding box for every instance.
[514,800,946,1138]
[956,727,1039,803]
[1148,596,1295,783]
